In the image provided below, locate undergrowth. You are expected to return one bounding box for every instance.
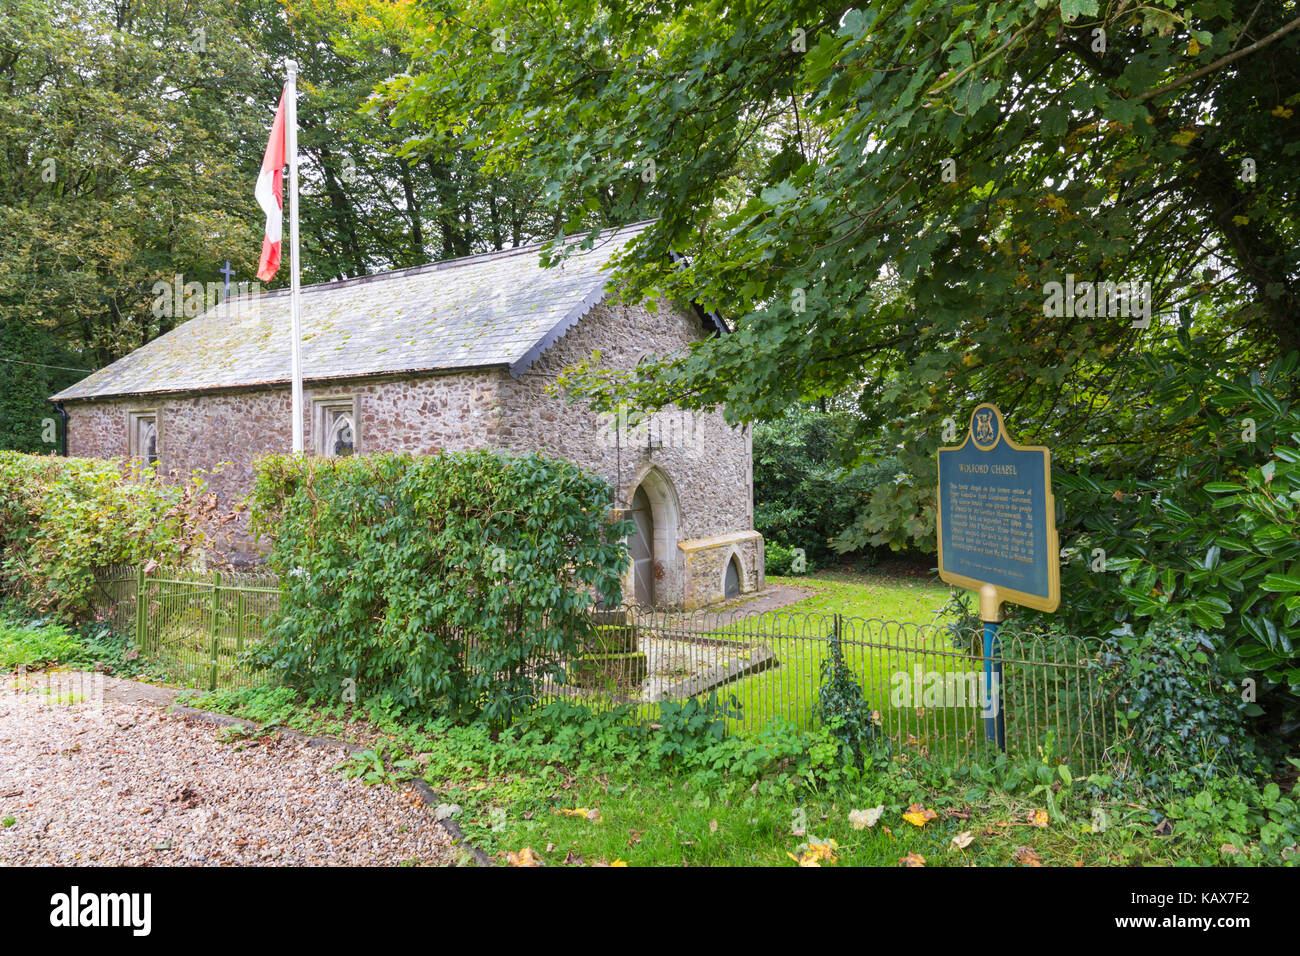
[191,684,1300,867]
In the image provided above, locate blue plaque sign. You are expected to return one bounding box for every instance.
[937,404,1059,613]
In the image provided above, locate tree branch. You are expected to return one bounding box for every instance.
[1135,15,1300,103]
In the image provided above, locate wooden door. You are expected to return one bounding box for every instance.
[628,486,655,606]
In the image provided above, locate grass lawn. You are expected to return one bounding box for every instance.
[468,767,1174,867]
[766,567,954,623]
[582,569,1106,772]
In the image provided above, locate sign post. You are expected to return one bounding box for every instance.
[979,584,1006,750]
[938,404,1059,750]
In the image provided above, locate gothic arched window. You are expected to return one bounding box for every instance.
[314,399,356,457]
[129,411,159,468]
[327,411,354,457]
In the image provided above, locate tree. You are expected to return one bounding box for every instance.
[753,402,906,562]
[0,0,267,445]
[393,0,1299,539]
[392,0,1300,723]
[0,0,558,452]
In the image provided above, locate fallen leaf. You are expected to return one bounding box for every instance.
[899,852,926,867]
[169,786,201,809]
[951,831,975,849]
[507,847,543,867]
[1013,845,1042,867]
[554,806,599,821]
[1028,809,1049,828]
[903,803,937,827]
[789,839,839,867]
[849,805,885,830]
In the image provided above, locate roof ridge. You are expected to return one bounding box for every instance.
[225,220,657,305]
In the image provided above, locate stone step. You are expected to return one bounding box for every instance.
[589,607,630,627]
[585,622,639,654]
[568,651,649,689]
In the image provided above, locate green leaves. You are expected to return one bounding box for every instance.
[249,450,631,728]
[1058,0,1099,21]
[0,451,214,621]
[389,1,1300,575]
[1092,619,1265,794]
[815,626,879,766]
[1048,356,1300,723]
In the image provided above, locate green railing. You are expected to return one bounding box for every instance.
[92,567,1115,770]
[547,605,1116,773]
[95,564,279,691]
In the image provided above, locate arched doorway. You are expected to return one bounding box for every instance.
[625,467,682,608]
[628,485,655,605]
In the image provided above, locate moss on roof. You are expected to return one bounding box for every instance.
[53,222,653,401]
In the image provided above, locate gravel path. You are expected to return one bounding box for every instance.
[0,679,458,866]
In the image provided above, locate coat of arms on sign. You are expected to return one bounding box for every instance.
[974,409,997,445]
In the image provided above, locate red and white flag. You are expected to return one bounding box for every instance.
[255,89,288,281]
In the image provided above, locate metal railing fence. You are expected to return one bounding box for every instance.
[91,567,1114,769]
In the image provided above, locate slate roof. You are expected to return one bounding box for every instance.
[53,221,721,402]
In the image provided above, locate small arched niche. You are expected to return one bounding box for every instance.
[723,553,742,599]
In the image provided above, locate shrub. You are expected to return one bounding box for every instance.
[935,588,981,649]
[653,691,740,762]
[0,451,211,621]
[1046,350,1300,738]
[754,403,901,564]
[815,625,880,765]
[1091,617,1265,794]
[247,451,631,727]
[763,541,812,576]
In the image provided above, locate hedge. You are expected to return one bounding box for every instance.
[247,450,631,726]
[0,451,210,621]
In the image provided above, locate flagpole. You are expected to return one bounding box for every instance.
[285,59,304,454]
